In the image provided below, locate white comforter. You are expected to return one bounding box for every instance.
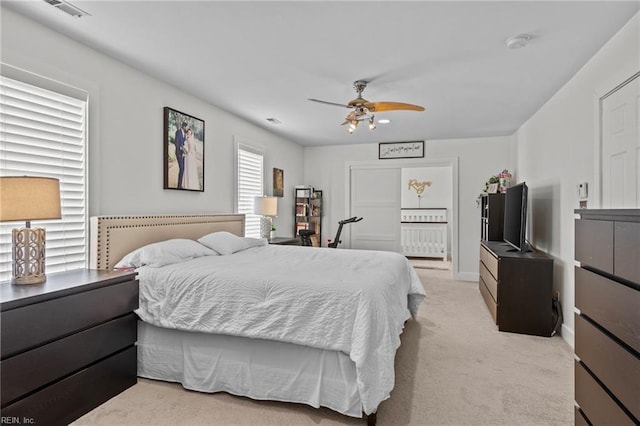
[135,245,425,414]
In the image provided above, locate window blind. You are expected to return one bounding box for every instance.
[236,144,263,238]
[0,76,87,281]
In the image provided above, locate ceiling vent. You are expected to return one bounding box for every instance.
[43,0,91,18]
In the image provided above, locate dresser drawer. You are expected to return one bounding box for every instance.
[1,313,137,406]
[575,267,640,354]
[575,219,613,274]
[479,277,497,324]
[575,361,635,426]
[479,262,498,302]
[480,244,498,279]
[615,221,640,285]
[574,407,589,426]
[1,279,138,359]
[575,314,640,420]
[1,346,136,426]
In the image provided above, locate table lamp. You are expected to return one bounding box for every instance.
[253,196,277,240]
[0,176,61,284]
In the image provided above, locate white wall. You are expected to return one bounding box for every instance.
[515,13,639,347]
[304,136,515,279]
[0,7,303,235]
[401,167,451,209]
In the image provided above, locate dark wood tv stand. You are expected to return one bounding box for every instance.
[479,240,553,336]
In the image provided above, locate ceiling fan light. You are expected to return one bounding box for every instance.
[347,127,354,134]
[369,116,376,130]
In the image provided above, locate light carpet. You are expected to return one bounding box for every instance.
[73,268,574,426]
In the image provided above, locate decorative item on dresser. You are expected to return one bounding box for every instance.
[253,195,278,240]
[574,209,640,425]
[0,269,139,425]
[0,176,61,284]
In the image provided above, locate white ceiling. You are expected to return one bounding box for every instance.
[4,1,639,146]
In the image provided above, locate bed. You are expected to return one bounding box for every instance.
[89,214,425,424]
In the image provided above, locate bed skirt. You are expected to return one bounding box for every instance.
[137,321,363,418]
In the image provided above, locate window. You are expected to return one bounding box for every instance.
[236,142,263,238]
[0,75,87,281]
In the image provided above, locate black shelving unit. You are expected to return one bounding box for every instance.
[480,193,505,241]
[294,187,322,246]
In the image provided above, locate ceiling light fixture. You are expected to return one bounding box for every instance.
[378,119,391,124]
[345,110,379,135]
[506,34,531,49]
[43,0,91,18]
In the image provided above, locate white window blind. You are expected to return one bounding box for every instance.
[236,143,263,238]
[0,76,87,281]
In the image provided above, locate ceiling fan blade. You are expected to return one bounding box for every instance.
[364,102,425,112]
[308,98,350,108]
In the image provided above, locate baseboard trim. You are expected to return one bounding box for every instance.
[455,272,479,282]
[561,323,574,349]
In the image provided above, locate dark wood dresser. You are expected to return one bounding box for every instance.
[574,209,640,425]
[1,269,139,425]
[479,240,553,336]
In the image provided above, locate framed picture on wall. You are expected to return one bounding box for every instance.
[273,168,284,197]
[163,107,205,191]
[379,141,424,159]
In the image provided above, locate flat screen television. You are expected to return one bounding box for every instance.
[503,182,528,252]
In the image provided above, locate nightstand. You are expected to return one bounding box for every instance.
[0,269,139,425]
[268,236,301,245]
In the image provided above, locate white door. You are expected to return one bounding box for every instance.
[349,167,401,252]
[602,75,640,208]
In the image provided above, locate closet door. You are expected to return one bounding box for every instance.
[602,74,639,208]
[349,167,401,252]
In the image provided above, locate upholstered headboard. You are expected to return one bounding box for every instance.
[89,214,245,270]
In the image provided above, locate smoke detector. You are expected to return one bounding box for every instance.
[43,0,91,18]
[506,34,531,49]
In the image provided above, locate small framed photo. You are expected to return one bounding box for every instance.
[163,107,205,191]
[273,168,284,197]
[487,183,499,193]
[379,141,424,159]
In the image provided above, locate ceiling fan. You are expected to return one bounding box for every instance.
[309,80,425,133]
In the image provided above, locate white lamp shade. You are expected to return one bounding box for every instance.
[0,176,62,222]
[253,196,278,216]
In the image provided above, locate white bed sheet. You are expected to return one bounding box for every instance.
[137,321,363,417]
[135,244,425,414]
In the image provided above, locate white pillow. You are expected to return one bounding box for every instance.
[198,231,267,255]
[114,238,215,269]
